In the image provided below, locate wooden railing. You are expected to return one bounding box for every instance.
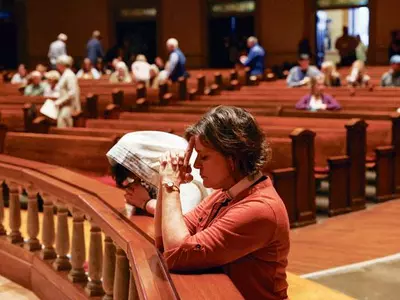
[0,154,243,300]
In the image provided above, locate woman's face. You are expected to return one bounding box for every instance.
[193,136,236,190]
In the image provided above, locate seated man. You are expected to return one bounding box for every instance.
[287,54,321,87]
[131,54,151,84]
[24,71,47,96]
[381,55,400,87]
[346,60,370,87]
[296,76,341,111]
[240,36,265,76]
[165,38,188,82]
[76,58,101,80]
[11,64,28,85]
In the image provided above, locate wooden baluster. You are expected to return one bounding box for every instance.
[53,204,71,271]
[8,183,23,244]
[113,247,130,300]
[0,181,6,235]
[40,194,57,259]
[128,271,139,300]
[85,223,104,296]
[102,236,116,300]
[24,187,41,251]
[68,209,87,283]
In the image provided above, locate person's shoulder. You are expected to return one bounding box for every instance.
[289,66,299,72]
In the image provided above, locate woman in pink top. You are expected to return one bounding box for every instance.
[155,106,290,299]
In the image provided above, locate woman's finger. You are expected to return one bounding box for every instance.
[183,137,195,168]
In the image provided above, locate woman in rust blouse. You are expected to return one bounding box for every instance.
[155,106,290,299]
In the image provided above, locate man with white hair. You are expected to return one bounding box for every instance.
[240,36,266,76]
[87,30,104,66]
[165,38,188,82]
[54,55,81,128]
[48,33,68,69]
[24,71,47,96]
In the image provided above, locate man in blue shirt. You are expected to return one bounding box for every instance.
[241,36,266,76]
[87,30,104,66]
[165,38,188,82]
[287,54,321,87]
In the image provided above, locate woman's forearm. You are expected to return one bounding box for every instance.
[154,184,163,250]
[161,188,190,251]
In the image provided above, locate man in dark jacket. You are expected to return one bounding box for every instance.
[87,30,104,66]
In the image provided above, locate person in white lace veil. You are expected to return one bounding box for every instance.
[106,131,209,215]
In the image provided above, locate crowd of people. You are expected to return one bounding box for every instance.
[285,52,400,112]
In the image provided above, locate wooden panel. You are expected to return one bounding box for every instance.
[0,237,33,290]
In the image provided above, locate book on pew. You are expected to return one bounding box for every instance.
[40,99,59,120]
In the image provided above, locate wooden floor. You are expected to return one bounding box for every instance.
[289,198,400,275]
[0,275,39,300]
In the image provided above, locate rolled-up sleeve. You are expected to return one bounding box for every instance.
[164,200,277,271]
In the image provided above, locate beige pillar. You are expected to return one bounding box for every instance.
[102,236,116,300]
[113,247,130,300]
[24,187,41,251]
[40,194,57,260]
[8,183,23,244]
[68,210,87,283]
[85,223,105,296]
[53,204,71,271]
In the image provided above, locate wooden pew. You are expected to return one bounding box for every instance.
[0,131,116,174]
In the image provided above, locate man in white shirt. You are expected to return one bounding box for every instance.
[55,55,81,128]
[131,54,151,83]
[48,33,68,69]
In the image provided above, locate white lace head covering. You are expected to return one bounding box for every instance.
[106,131,203,191]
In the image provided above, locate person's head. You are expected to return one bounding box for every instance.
[35,64,47,77]
[321,61,335,75]
[247,36,258,48]
[343,26,349,36]
[107,131,202,194]
[30,71,42,85]
[45,70,60,87]
[115,61,128,77]
[112,58,121,70]
[58,33,68,43]
[298,54,310,70]
[56,54,73,73]
[166,38,179,52]
[356,34,362,42]
[135,54,147,62]
[390,55,400,73]
[83,58,92,71]
[17,64,27,77]
[185,106,270,190]
[310,76,325,96]
[92,30,101,39]
[155,56,164,68]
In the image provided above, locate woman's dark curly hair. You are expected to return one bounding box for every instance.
[185,105,271,177]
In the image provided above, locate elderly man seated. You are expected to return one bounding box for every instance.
[24,71,47,96]
[381,55,400,87]
[287,54,321,87]
[77,58,101,80]
[240,36,266,76]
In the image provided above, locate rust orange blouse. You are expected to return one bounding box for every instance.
[163,177,290,299]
